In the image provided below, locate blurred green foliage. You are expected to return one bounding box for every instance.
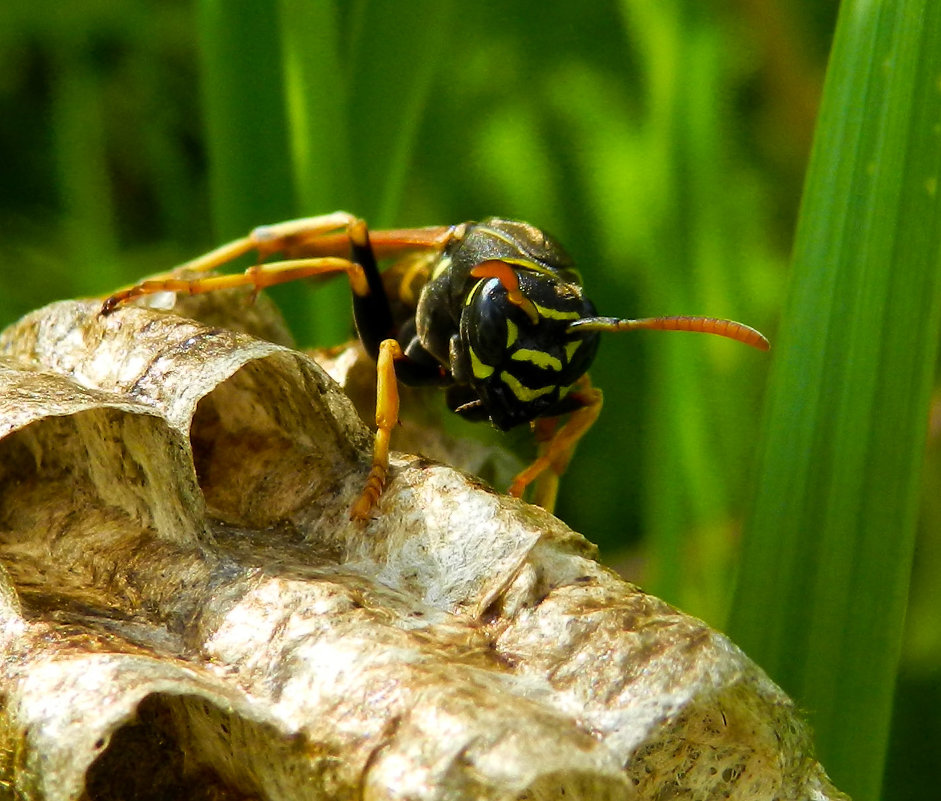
[1,1,938,799]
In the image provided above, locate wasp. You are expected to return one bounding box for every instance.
[101,212,769,520]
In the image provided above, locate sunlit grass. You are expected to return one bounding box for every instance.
[729,1,941,798]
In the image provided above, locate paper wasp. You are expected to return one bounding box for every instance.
[101,212,769,520]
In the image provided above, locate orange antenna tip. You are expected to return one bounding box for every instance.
[568,315,770,351]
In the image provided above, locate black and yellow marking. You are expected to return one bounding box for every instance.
[510,348,563,371]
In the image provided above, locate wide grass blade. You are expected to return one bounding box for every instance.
[274,0,352,343]
[50,47,120,290]
[196,0,295,237]
[728,2,941,799]
[344,0,456,225]
[277,0,351,215]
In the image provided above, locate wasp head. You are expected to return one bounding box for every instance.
[454,265,601,430]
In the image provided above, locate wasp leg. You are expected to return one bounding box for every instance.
[530,418,562,512]
[101,256,371,314]
[348,219,395,360]
[100,212,364,312]
[175,211,360,273]
[351,338,405,521]
[508,376,604,512]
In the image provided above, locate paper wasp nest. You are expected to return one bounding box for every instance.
[0,293,848,801]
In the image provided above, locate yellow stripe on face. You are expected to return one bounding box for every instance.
[511,348,563,371]
[470,347,494,379]
[532,301,581,321]
[500,371,555,402]
[506,318,519,347]
[564,339,582,363]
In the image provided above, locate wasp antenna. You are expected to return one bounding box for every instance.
[568,315,770,351]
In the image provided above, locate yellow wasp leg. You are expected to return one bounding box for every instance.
[101,212,364,311]
[508,376,604,511]
[101,256,370,314]
[351,338,404,521]
[172,211,360,273]
[530,418,562,512]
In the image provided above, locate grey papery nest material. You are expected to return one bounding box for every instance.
[0,294,848,801]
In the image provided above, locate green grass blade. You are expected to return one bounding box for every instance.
[198,0,358,343]
[50,47,120,289]
[274,0,352,343]
[728,2,941,799]
[277,0,352,213]
[345,0,456,224]
[196,0,295,237]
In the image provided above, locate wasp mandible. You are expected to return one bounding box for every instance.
[101,213,769,520]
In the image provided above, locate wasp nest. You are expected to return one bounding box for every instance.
[0,292,847,801]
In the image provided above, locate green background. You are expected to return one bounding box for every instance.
[1,2,938,799]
